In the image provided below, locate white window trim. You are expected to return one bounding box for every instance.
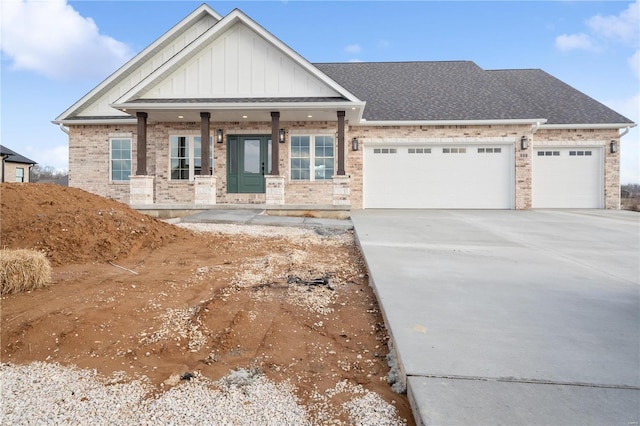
[289,134,335,182]
[169,135,214,182]
[15,167,24,183]
[109,137,132,183]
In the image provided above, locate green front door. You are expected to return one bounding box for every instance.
[227,135,272,193]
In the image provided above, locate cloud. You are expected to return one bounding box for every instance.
[25,144,69,171]
[555,33,597,52]
[0,0,133,80]
[588,1,639,45]
[378,40,391,49]
[344,44,362,54]
[629,49,640,80]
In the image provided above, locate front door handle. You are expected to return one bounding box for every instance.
[261,162,265,175]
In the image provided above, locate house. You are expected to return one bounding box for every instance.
[0,145,36,183]
[54,4,635,210]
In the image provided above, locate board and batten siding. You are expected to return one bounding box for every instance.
[76,14,219,117]
[143,23,341,99]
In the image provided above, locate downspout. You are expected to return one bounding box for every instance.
[28,164,35,183]
[58,123,70,135]
[619,126,631,138]
[531,121,541,135]
[1,154,7,182]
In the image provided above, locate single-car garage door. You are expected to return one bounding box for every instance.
[363,144,514,209]
[532,147,604,208]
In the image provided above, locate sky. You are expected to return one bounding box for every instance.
[1,0,639,183]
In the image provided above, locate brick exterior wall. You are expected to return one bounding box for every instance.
[2,162,31,183]
[67,122,621,209]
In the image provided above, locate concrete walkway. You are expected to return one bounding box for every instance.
[350,210,640,425]
[181,208,353,230]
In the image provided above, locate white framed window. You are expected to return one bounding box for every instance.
[169,135,213,181]
[290,135,335,181]
[110,138,132,181]
[15,168,24,182]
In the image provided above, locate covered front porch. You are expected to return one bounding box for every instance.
[122,103,361,209]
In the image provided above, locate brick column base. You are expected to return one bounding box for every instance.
[194,175,217,205]
[333,175,350,206]
[265,175,285,205]
[129,175,154,205]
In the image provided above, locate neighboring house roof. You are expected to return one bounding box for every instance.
[315,62,634,125]
[0,145,36,165]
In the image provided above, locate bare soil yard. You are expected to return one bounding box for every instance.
[0,183,413,424]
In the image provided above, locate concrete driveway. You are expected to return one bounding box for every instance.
[351,210,640,425]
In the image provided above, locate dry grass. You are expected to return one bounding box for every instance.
[621,196,640,212]
[0,249,52,295]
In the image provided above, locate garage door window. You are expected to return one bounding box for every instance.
[478,147,502,153]
[408,148,431,154]
[538,151,560,156]
[569,150,592,156]
[291,135,334,181]
[443,147,466,154]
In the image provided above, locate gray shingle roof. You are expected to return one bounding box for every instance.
[0,145,37,165]
[314,61,633,124]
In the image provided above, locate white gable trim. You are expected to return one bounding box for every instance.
[54,4,222,123]
[113,9,361,105]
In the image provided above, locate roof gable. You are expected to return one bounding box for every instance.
[114,9,358,105]
[55,4,222,121]
[0,145,37,164]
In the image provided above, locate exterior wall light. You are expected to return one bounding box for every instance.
[279,128,286,143]
[352,137,359,151]
[610,140,618,153]
[520,136,528,150]
[216,129,223,144]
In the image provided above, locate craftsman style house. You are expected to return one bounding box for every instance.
[54,4,635,210]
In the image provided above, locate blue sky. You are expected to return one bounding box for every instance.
[1,0,638,183]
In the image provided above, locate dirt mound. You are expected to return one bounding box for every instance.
[0,183,191,266]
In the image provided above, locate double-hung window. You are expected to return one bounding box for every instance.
[15,168,24,182]
[290,135,335,181]
[110,138,132,181]
[170,135,213,181]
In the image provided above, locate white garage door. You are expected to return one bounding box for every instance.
[363,144,514,209]
[532,147,604,208]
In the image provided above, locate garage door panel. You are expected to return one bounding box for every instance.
[532,147,603,208]
[364,145,514,209]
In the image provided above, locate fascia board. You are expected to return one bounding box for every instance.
[539,123,637,130]
[114,9,363,105]
[357,119,549,126]
[54,118,137,126]
[112,101,367,111]
[55,4,222,122]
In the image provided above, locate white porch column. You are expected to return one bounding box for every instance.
[194,175,217,205]
[333,175,350,206]
[130,175,154,205]
[265,175,285,205]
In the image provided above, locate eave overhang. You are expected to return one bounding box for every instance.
[356,118,549,127]
[539,123,637,130]
[110,100,366,123]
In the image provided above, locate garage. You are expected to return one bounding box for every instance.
[363,143,514,209]
[532,147,604,208]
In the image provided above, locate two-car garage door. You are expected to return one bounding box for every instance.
[363,143,605,209]
[364,144,514,209]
